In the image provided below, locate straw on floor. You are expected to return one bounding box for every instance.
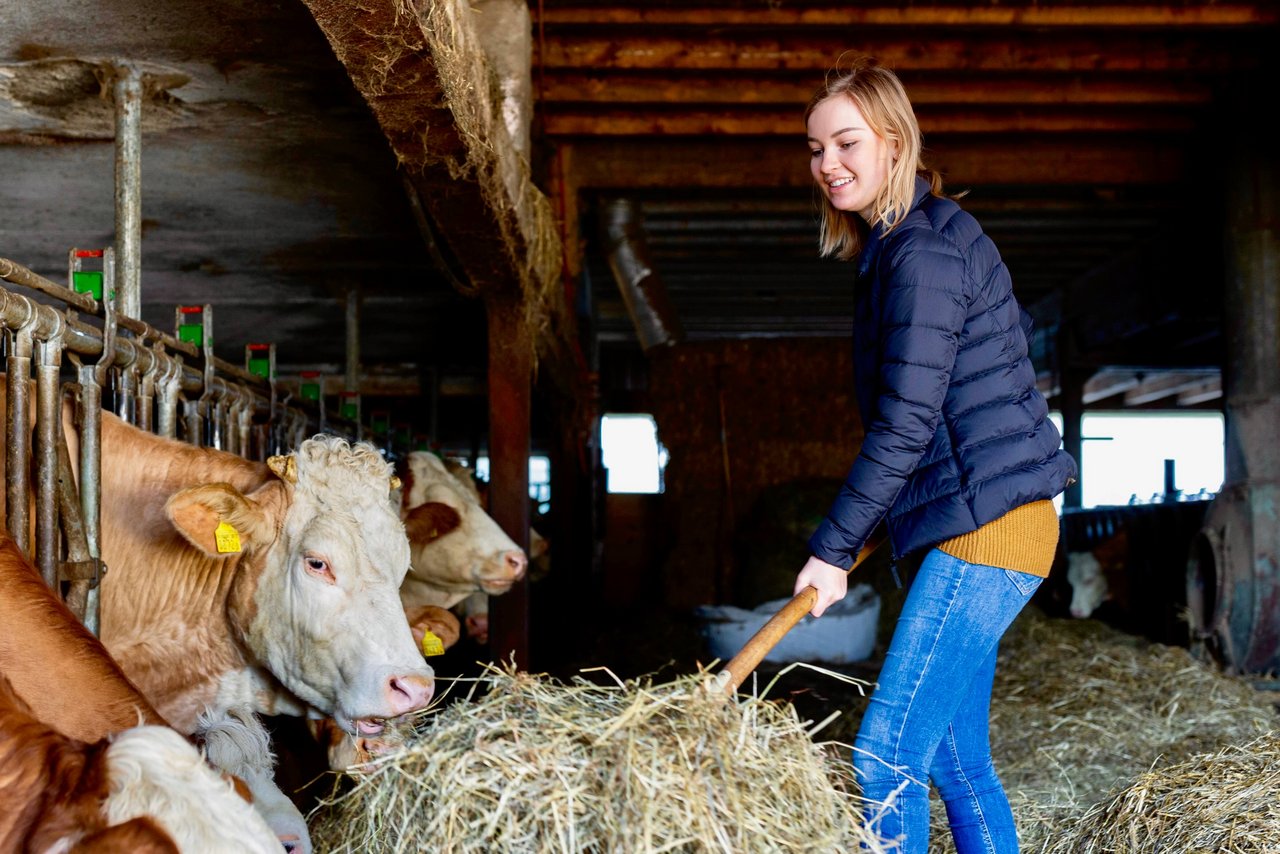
[1040,731,1280,853]
[941,610,1280,853]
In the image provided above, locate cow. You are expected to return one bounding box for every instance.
[399,450,527,612]
[304,451,527,771]
[0,382,434,834]
[0,533,286,852]
[432,456,554,645]
[1066,528,1130,619]
[195,704,311,847]
[0,672,282,853]
[73,415,436,735]
[1067,550,1108,618]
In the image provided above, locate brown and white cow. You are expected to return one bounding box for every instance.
[73,414,436,738]
[306,451,527,771]
[0,672,281,853]
[1,384,435,831]
[0,534,285,852]
[399,450,528,612]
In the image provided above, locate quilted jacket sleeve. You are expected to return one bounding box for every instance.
[809,231,970,568]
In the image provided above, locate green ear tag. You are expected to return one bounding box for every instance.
[215,521,242,554]
[421,630,445,657]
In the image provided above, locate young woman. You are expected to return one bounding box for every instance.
[792,56,1077,853]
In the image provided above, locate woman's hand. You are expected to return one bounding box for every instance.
[794,555,848,618]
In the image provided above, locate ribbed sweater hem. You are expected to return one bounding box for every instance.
[937,500,1060,577]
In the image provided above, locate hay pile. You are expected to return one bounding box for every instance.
[1041,732,1280,853]
[310,665,892,853]
[307,609,1280,852]
[961,610,1280,853]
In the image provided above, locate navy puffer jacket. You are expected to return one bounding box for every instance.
[809,177,1077,567]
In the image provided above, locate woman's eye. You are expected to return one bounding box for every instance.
[841,141,855,149]
[810,148,822,158]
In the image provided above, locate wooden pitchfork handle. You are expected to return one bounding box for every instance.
[709,528,887,696]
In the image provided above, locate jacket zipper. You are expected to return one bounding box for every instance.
[886,519,902,588]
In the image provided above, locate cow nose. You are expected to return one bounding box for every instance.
[506,549,527,580]
[386,673,434,714]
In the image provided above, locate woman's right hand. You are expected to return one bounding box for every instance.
[794,555,848,618]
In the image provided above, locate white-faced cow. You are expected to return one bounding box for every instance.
[0,533,285,852]
[307,451,527,771]
[1066,528,1130,619]
[399,450,527,611]
[1,383,436,835]
[74,415,436,737]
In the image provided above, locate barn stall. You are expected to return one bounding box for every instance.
[3,1,1280,852]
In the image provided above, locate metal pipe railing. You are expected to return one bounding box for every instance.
[34,327,64,589]
[5,295,37,556]
[113,65,142,322]
[1,252,384,634]
[1,257,197,358]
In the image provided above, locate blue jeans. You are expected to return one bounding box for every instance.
[854,548,1042,854]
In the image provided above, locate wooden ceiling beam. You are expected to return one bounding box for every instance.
[536,5,1277,28]
[559,137,1186,190]
[537,34,1264,73]
[537,72,1213,107]
[1083,370,1142,404]
[297,0,514,291]
[541,106,1197,136]
[1124,370,1222,406]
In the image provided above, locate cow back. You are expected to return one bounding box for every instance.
[0,534,165,741]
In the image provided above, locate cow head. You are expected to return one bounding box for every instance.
[1066,550,1107,618]
[399,451,527,608]
[165,436,434,737]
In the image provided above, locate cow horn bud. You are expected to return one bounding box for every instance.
[267,454,298,483]
[390,475,402,492]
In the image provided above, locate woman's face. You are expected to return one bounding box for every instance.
[807,94,897,221]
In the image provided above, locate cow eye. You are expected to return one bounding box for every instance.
[303,555,336,584]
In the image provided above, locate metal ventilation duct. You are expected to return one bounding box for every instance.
[600,198,684,351]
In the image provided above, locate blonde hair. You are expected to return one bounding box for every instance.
[804,55,945,260]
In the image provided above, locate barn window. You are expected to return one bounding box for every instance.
[601,413,668,494]
[1050,411,1225,509]
[473,455,552,514]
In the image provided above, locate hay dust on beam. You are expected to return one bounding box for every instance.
[309,663,897,853]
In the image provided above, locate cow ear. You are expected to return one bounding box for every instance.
[166,483,272,556]
[402,502,461,545]
[404,604,461,653]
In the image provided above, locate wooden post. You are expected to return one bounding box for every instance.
[486,291,532,668]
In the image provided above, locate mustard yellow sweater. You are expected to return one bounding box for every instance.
[938,500,1060,577]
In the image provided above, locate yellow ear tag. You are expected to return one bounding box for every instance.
[214,521,242,554]
[421,630,445,658]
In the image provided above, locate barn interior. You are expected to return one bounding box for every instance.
[3,1,1280,821]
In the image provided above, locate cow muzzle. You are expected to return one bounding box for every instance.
[480,549,527,593]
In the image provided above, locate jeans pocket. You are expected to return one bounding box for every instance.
[1003,568,1043,597]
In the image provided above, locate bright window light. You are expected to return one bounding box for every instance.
[1050,411,1224,509]
[601,414,668,494]
[473,455,552,513]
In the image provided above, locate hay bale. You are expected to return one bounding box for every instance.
[309,665,892,853]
